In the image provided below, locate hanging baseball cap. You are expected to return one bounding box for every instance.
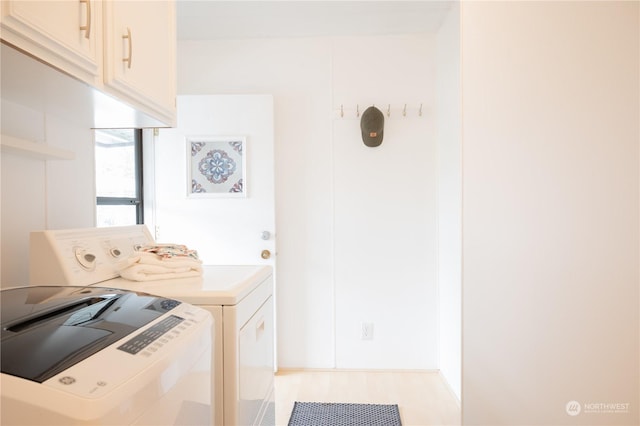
[360,106,384,147]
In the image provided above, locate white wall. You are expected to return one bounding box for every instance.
[1,45,98,287]
[436,3,461,401]
[178,34,439,369]
[332,35,437,369]
[462,2,639,425]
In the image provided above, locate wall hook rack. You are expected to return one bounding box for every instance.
[333,104,425,119]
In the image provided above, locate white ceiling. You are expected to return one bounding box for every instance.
[176,1,454,40]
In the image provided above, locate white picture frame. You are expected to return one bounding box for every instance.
[186,136,247,198]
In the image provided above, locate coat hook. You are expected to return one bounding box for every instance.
[419,103,423,117]
[403,104,407,117]
[387,104,391,117]
[357,104,360,117]
[341,104,344,118]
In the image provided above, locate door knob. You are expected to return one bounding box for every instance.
[261,250,271,259]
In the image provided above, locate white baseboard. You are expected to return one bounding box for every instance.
[438,370,461,408]
[277,367,441,374]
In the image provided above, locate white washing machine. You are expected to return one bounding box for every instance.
[29,225,275,426]
[1,285,212,425]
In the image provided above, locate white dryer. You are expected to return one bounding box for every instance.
[30,226,275,426]
[1,285,212,425]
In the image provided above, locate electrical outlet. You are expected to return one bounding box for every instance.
[361,322,374,340]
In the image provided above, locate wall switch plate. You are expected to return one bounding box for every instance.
[361,322,374,340]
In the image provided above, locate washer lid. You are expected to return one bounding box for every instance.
[1,286,181,383]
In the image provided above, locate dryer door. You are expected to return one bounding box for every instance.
[237,297,274,426]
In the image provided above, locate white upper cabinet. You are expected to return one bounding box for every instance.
[0,0,102,85]
[0,0,176,127]
[103,0,176,127]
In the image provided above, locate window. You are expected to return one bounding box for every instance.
[95,129,143,227]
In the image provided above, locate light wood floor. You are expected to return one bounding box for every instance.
[274,370,461,426]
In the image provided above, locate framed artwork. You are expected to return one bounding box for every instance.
[186,136,246,198]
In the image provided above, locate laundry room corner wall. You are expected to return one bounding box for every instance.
[1,101,95,287]
[1,53,96,288]
[435,2,461,401]
[462,2,639,424]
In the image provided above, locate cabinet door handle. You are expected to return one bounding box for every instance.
[256,317,265,340]
[79,0,91,39]
[122,27,132,69]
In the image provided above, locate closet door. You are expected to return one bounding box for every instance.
[154,95,276,267]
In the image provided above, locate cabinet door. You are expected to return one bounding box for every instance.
[0,0,101,84]
[103,0,176,127]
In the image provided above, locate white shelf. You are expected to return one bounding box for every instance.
[0,134,75,160]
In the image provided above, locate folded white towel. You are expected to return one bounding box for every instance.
[117,247,203,282]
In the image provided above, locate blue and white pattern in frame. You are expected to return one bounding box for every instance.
[190,138,245,196]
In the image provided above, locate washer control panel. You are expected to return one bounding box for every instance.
[117,314,184,355]
[30,225,154,286]
[42,303,212,400]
